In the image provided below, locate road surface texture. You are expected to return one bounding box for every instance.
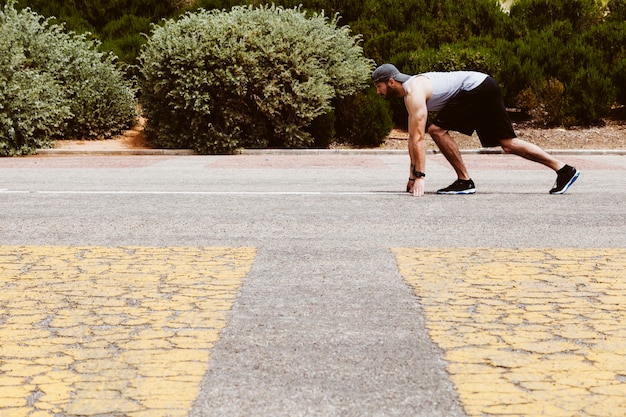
[1,151,625,416]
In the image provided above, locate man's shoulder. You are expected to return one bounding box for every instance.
[404,76,431,99]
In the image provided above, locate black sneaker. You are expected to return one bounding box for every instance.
[550,165,580,194]
[437,179,476,195]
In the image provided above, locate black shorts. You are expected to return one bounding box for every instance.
[430,76,516,148]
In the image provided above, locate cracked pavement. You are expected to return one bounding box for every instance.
[1,151,625,416]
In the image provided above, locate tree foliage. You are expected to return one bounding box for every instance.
[344,0,625,127]
[3,0,626,154]
[2,0,183,65]
[0,2,136,155]
[140,5,373,153]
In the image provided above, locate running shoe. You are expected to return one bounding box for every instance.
[550,165,580,194]
[437,179,476,195]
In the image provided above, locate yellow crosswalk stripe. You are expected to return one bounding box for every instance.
[0,246,256,417]
[394,248,626,417]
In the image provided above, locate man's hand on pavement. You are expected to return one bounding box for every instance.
[406,178,425,197]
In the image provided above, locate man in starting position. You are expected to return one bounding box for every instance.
[372,64,580,197]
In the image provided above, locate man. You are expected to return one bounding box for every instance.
[372,64,580,197]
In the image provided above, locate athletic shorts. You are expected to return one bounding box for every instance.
[430,76,516,148]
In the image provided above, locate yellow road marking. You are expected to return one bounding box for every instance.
[394,248,626,417]
[0,246,256,417]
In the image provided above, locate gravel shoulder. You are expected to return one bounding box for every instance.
[378,121,626,151]
[54,117,626,152]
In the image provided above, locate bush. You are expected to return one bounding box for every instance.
[329,0,506,67]
[607,0,626,21]
[509,0,603,32]
[0,2,137,155]
[335,87,393,147]
[0,70,70,156]
[140,5,373,153]
[99,14,152,65]
[516,78,568,126]
[398,43,495,75]
[614,58,626,105]
[4,0,185,66]
[566,66,616,124]
[583,20,626,107]
[307,110,336,148]
[491,17,619,125]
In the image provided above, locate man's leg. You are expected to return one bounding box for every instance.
[499,138,564,171]
[428,125,476,195]
[428,124,471,180]
[500,138,580,194]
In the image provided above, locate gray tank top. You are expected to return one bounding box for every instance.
[404,71,488,111]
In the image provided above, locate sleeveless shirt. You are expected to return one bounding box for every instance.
[404,71,488,111]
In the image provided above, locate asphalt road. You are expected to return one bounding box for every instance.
[1,152,625,416]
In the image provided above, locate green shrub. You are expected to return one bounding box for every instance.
[583,20,626,107]
[510,0,603,32]
[399,43,495,75]
[335,87,393,148]
[0,70,70,156]
[0,2,137,155]
[58,48,138,139]
[516,78,568,126]
[0,6,69,155]
[140,5,373,153]
[307,110,336,148]
[566,66,616,124]
[4,0,185,65]
[99,15,152,65]
[491,19,618,124]
[607,0,626,21]
[350,0,510,65]
[614,58,626,105]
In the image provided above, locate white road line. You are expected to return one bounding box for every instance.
[0,190,403,196]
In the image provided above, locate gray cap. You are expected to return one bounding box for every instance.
[372,64,411,83]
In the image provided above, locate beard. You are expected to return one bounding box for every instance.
[383,82,401,100]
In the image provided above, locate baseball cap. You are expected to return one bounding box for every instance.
[372,64,411,83]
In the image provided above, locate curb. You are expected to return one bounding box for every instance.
[35,148,626,157]
[36,149,197,156]
[240,148,626,156]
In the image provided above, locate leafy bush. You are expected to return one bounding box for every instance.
[399,43,495,75]
[566,66,616,124]
[488,15,622,125]
[607,0,626,21]
[583,20,626,107]
[0,2,137,155]
[509,0,603,32]
[140,5,373,153]
[307,110,336,148]
[516,78,567,126]
[6,0,626,134]
[0,70,70,156]
[4,0,185,67]
[355,0,511,63]
[334,87,393,148]
[614,58,626,105]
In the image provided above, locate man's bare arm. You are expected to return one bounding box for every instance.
[404,80,429,197]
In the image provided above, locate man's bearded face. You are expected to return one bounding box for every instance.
[376,81,400,100]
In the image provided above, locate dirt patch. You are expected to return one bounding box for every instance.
[379,121,626,151]
[54,117,151,151]
[54,117,626,151]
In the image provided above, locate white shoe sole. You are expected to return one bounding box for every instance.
[437,188,476,195]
